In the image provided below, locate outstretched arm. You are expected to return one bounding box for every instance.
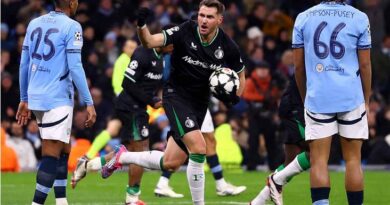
[294,48,306,103]
[136,8,165,48]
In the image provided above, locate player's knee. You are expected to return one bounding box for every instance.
[163,159,182,172]
[190,146,207,155]
[107,120,122,136]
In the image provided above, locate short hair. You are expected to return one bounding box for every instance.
[52,0,68,9]
[199,0,225,15]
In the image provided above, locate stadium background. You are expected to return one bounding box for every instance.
[1,0,390,204]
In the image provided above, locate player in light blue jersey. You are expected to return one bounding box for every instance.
[16,0,96,204]
[293,1,371,205]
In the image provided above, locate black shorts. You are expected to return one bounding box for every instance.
[282,117,305,145]
[163,88,208,148]
[112,109,150,143]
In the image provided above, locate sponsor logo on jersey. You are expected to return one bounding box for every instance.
[145,72,163,80]
[214,46,224,59]
[182,56,222,70]
[191,42,197,50]
[185,117,195,128]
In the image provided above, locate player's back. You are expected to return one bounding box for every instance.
[24,11,82,110]
[293,2,371,113]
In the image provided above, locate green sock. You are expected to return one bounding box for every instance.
[100,156,106,166]
[86,130,111,159]
[276,164,285,172]
[297,152,310,170]
[127,185,140,195]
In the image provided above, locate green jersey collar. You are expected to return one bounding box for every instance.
[197,26,219,47]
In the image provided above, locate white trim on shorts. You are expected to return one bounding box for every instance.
[201,108,214,133]
[305,103,368,140]
[33,106,73,143]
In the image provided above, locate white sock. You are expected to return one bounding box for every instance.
[86,157,102,172]
[273,157,303,185]
[157,176,169,188]
[32,202,42,205]
[251,186,270,205]
[215,178,226,189]
[55,198,68,205]
[187,159,205,205]
[126,192,139,203]
[119,151,163,170]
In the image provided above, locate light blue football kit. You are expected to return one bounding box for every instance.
[19,11,93,111]
[292,2,371,114]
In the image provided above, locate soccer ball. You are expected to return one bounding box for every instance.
[209,68,240,95]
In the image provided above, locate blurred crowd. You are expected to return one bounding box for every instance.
[2,0,390,172]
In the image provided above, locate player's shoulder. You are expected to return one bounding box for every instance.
[219,29,239,50]
[134,46,150,56]
[180,20,197,32]
[345,4,368,20]
[296,4,321,21]
[66,18,82,30]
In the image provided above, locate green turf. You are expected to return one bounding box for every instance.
[1,171,389,204]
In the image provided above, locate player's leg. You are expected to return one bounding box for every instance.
[200,109,247,196]
[85,119,122,159]
[340,138,364,205]
[203,132,247,196]
[309,137,332,205]
[252,118,309,205]
[181,130,207,205]
[338,103,368,205]
[71,115,123,188]
[154,136,186,198]
[125,139,149,205]
[32,106,72,205]
[306,110,338,205]
[53,143,71,205]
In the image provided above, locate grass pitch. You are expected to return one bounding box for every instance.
[2,171,389,204]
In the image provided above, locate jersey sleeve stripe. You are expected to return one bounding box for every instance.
[236,65,245,74]
[124,73,136,83]
[162,30,167,46]
[292,44,304,48]
[65,49,81,53]
[357,45,371,49]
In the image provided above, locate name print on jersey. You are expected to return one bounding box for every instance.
[182,56,222,70]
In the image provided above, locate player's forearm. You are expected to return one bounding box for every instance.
[237,71,246,96]
[137,27,165,48]
[19,49,29,102]
[358,50,372,104]
[67,54,93,106]
[293,48,306,102]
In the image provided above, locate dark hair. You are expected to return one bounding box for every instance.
[199,0,225,15]
[53,0,67,9]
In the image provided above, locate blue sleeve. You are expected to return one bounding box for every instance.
[357,13,371,49]
[19,35,30,102]
[66,21,93,106]
[162,54,171,82]
[292,13,305,49]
